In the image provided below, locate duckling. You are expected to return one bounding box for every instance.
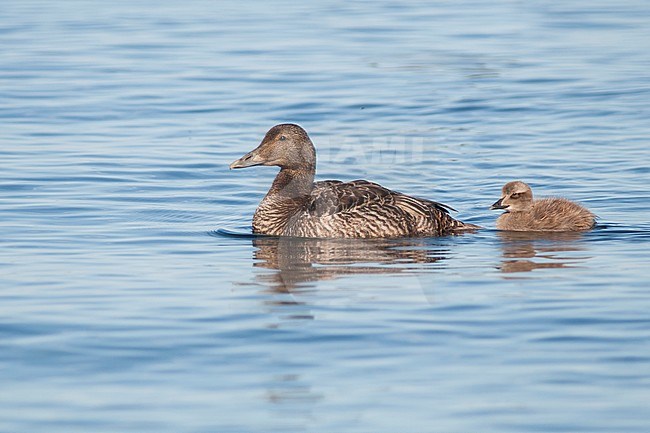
[490,181,596,232]
[230,124,479,238]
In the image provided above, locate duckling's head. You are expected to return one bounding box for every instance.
[490,181,533,212]
[229,124,316,171]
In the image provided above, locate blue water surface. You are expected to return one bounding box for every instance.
[1,1,650,432]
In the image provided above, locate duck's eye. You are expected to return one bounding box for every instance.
[511,193,521,199]
[279,135,287,141]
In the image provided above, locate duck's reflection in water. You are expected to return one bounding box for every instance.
[496,231,591,274]
[252,236,449,293]
[248,237,449,410]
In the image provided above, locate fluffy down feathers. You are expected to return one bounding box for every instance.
[496,197,596,232]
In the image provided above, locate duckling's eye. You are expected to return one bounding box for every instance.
[279,135,287,141]
[511,193,521,199]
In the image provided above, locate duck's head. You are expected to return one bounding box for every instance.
[229,124,316,171]
[490,181,533,212]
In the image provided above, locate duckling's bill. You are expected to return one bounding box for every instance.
[490,198,508,210]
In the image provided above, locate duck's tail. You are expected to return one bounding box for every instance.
[452,221,482,232]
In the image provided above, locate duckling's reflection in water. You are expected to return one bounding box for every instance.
[496,231,591,274]
[252,236,448,292]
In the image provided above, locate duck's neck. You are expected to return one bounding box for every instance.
[253,167,315,236]
[266,166,315,200]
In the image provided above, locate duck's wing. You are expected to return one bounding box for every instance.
[309,179,454,217]
[308,180,383,216]
[392,191,457,215]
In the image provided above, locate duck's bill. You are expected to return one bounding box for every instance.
[229,151,264,169]
[490,198,508,210]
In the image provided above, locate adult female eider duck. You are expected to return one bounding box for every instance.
[229,124,479,238]
[490,181,596,232]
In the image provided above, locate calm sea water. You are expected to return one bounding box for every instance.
[2,1,650,432]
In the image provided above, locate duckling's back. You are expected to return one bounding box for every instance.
[497,197,595,232]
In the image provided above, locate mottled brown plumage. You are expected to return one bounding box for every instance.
[230,124,478,238]
[490,181,596,232]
